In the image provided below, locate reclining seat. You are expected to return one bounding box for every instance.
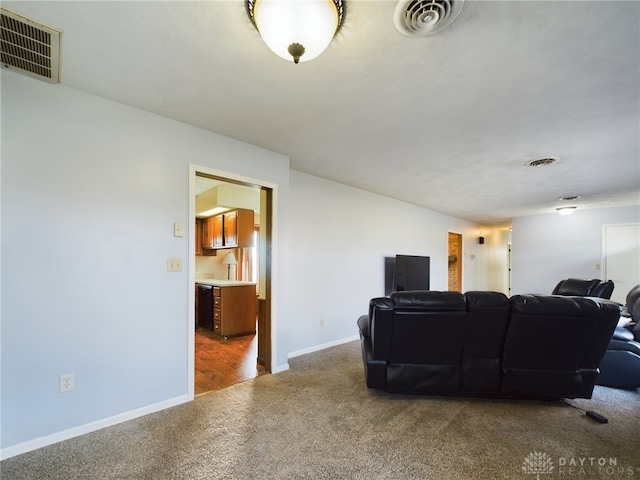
[501,295,619,398]
[357,291,468,394]
[552,278,614,299]
[596,284,640,388]
[462,291,511,394]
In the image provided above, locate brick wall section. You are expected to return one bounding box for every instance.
[448,233,461,291]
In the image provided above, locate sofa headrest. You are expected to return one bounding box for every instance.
[511,294,618,317]
[590,280,614,299]
[465,291,510,309]
[390,291,466,311]
[552,278,601,297]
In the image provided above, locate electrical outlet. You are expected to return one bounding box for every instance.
[320,318,325,327]
[594,263,601,270]
[167,258,182,272]
[59,373,74,393]
[173,223,184,237]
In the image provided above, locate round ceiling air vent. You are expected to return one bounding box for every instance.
[525,158,558,167]
[394,0,465,37]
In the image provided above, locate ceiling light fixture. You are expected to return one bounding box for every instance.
[246,0,345,64]
[556,206,577,216]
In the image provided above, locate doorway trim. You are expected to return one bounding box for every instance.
[188,164,279,400]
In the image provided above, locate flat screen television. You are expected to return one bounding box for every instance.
[384,255,430,295]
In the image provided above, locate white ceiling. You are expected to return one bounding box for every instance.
[5,0,639,225]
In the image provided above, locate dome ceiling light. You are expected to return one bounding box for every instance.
[555,195,581,216]
[246,0,346,64]
[556,206,577,216]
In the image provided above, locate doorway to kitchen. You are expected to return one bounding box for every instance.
[190,168,274,397]
[448,232,463,292]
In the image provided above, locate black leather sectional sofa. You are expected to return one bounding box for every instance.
[357,291,619,399]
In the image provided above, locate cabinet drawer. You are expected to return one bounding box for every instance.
[213,320,221,334]
[213,287,221,297]
[214,309,221,321]
[214,297,221,308]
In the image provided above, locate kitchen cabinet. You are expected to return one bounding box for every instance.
[211,214,224,249]
[195,219,216,256]
[201,215,222,250]
[196,282,256,338]
[201,208,254,250]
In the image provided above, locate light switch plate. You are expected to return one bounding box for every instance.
[167,258,182,272]
[173,223,184,237]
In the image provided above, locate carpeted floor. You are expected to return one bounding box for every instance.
[2,340,639,479]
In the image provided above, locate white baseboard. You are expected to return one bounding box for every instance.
[0,394,189,461]
[287,335,359,359]
[1,338,360,460]
[272,363,290,374]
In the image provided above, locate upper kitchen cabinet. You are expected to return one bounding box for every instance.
[202,208,254,250]
[209,214,224,249]
[224,209,254,248]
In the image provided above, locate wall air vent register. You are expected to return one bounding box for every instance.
[0,7,60,83]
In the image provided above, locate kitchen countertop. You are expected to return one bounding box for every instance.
[195,278,256,287]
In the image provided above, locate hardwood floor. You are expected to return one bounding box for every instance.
[195,326,266,396]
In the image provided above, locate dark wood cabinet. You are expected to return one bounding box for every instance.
[224,209,254,248]
[195,284,256,338]
[211,215,224,249]
[213,285,256,337]
[200,208,254,251]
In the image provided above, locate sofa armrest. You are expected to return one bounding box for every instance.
[607,339,640,356]
[357,314,370,339]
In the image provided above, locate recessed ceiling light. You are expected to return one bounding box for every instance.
[526,158,558,167]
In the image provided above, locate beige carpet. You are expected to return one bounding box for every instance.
[2,340,639,479]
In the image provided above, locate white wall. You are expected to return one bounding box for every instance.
[511,206,640,296]
[1,70,487,457]
[283,171,483,355]
[1,71,290,457]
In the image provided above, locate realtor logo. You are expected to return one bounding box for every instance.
[523,451,555,479]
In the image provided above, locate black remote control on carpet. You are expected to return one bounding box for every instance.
[586,411,608,423]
